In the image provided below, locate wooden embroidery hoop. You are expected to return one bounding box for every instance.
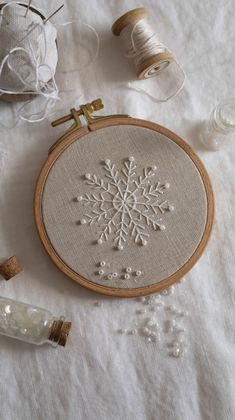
[34,99,214,297]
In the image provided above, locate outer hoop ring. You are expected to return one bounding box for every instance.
[34,117,214,297]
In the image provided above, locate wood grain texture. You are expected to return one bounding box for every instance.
[34,118,214,297]
[112,8,148,36]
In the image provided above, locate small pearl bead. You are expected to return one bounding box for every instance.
[112,272,118,278]
[76,196,83,202]
[160,225,166,231]
[141,239,147,246]
[80,218,87,225]
[140,297,146,302]
[130,329,137,335]
[124,274,130,280]
[169,205,175,212]
[98,269,104,275]
[147,337,152,342]
[141,327,151,336]
[118,244,123,250]
[129,156,135,162]
[107,274,113,280]
[85,173,91,179]
[165,182,170,189]
[105,159,110,165]
[136,270,142,277]
[126,267,132,273]
[97,238,103,245]
[100,261,106,267]
[161,289,168,296]
[152,165,157,171]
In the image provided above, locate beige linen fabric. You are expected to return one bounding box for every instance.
[42,125,207,289]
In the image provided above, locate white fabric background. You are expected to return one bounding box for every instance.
[0,1,234,419]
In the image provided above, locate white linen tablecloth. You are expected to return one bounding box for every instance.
[0,1,234,419]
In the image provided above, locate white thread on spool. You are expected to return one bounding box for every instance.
[112,8,185,102]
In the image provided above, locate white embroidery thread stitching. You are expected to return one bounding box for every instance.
[76,157,174,250]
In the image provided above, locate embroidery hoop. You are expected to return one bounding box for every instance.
[34,99,214,297]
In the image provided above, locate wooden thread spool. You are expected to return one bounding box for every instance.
[0,256,22,280]
[112,7,174,80]
[0,3,56,103]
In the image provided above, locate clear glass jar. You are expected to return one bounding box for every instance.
[0,296,71,347]
[200,98,235,150]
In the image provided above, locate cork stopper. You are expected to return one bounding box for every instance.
[0,256,22,280]
[49,319,72,347]
[112,7,148,36]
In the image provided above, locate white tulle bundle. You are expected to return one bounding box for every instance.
[0,2,59,119]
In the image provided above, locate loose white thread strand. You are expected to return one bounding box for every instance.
[120,19,186,102]
[0,3,100,123]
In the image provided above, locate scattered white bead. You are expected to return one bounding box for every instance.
[152,165,157,171]
[85,173,91,179]
[112,272,118,278]
[130,329,137,335]
[5,305,11,314]
[147,337,152,342]
[105,159,110,165]
[107,274,113,280]
[98,269,104,276]
[129,156,135,162]
[124,274,130,280]
[172,347,181,357]
[160,225,166,231]
[97,238,103,245]
[141,327,151,337]
[118,244,123,250]
[80,218,87,225]
[136,270,142,277]
[76,196,83,202]
[126,267,132,273]
[141,239,148,246]
[100,261,106,267]
[169,205,175,212]
[165,182,170,189]
[140,297,146,302]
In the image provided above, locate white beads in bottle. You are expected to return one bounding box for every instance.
[0,297,71,347]
[200,98,235,150]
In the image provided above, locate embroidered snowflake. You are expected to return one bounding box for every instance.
[75,157,174,250]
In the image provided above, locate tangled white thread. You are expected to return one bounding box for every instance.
[120,19,186,102]
[0,2,59,121]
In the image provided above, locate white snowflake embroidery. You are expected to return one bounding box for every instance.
[76,157,174,250]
